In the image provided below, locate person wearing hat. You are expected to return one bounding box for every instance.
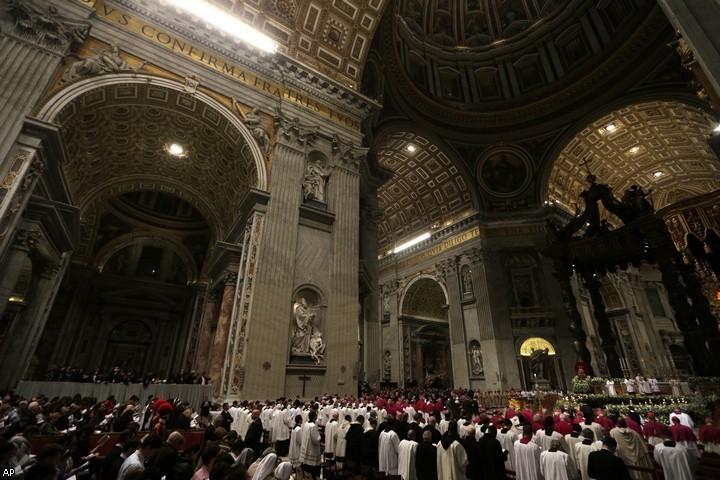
[641,413,665,446]
[699,417,720,456]
[669,416,699,456]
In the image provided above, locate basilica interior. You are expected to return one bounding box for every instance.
[0,0,719,400]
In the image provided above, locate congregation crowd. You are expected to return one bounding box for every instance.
[41,367,209,386]
[2,386,720,480]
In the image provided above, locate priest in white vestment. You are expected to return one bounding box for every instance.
[324,413,340,455]
[436,423,467,480]
[397,430,419,480]
[653,430,698,480]
[379,420,401,475]
[335,415,351,464]
[540,440,578,480]
[288,415,303,467]
[497,419,519,472]
[574,429,601,480]
[514,425,542,480]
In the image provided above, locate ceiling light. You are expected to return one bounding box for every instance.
[714,124,720,133]
[653,171,663,177]
[393,232,431,253]
[166,143,186,157]
[629,146,639,154]
[406,144,417,153]
[605,124,617,133]
[167,0,278,53]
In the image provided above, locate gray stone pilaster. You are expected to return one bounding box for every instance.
[658,0,720,98]
[444,256,470,387]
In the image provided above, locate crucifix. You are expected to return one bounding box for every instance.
[298,375,311,397]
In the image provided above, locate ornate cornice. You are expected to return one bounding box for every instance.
[12,229,42,252]
[274,107,319,147]
[332,133,368,170]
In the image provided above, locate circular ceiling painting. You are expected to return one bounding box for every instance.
[477,148,530,197]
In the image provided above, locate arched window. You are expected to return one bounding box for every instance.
[519,337,556,356]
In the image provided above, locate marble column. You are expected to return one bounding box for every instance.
[0,229,41,318]
[194,290,220,375]
[583,276,622,377]
[14,255,71,381]
[360,195,382,385]
[444,256,470,387]
[323,154,360,393]
[0,229,41,385]
[209,271,237,396]
[466,248,514,390]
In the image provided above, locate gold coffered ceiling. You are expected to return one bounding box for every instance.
[206,0,390,86]
[56,83,259,237]
[376,131,476,250]
[548,100,720,215]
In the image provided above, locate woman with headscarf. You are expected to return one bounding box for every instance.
[236,448,254,469]
[250,452,278,480]
[273,462,293,480]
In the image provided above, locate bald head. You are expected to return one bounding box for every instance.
[423,431,432,443]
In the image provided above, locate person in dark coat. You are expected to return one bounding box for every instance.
[415,430,437,480]
[462,426,481,480]
[477,425,508,480]
[587,437,632,480]
[345,415,365,475]
[101,430,134,480]
[408,413,424,441]
[361,418,380,470]
[423,416,442,444]
[244,408,263,458]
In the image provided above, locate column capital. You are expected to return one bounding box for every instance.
[332,133,368,170]
[464,247,489,265]
[12,229,41,253]
[7,0,90,54]
[274,107,319,148]
[207,289,221,301]
[222,270,238,286]
[40,262,63,280]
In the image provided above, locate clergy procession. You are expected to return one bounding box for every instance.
[3,388,720,480]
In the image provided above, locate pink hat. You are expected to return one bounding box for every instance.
[705,417,713,423]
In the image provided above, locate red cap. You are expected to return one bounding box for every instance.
[647,412,654,419]
[705,417,713,424]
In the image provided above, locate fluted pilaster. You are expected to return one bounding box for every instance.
[444,256,469,387]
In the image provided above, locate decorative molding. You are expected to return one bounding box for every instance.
[13,229,42,252]
[7,0,90,53]
[332,133,368,169]
[274,107,319,147]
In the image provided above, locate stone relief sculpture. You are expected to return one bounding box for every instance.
[241,107,272,157]
[61,43,145,83]
[290,297,326,364]
[383,350,391,377]
[302,160,329,203]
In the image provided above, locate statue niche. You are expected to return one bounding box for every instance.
[289,293,326,364]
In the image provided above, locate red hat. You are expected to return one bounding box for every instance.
[647,412,655,419]
[153,398,167,410]
[157,402,173,415]
[705,417,713,424]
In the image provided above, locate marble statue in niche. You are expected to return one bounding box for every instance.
[383,350,391,377]
[461,265,473,294]
[290,297,326,364]
[469,342,483,376]
[302,160,329,203]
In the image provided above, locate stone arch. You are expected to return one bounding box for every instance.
[539,94,720,214]
[95,231,198,283]
[399,274,448,319]
[33,73,269,239]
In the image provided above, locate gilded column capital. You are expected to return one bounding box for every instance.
[7,0,90,53]
[12,229,41,252]
[274,107,318,148]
